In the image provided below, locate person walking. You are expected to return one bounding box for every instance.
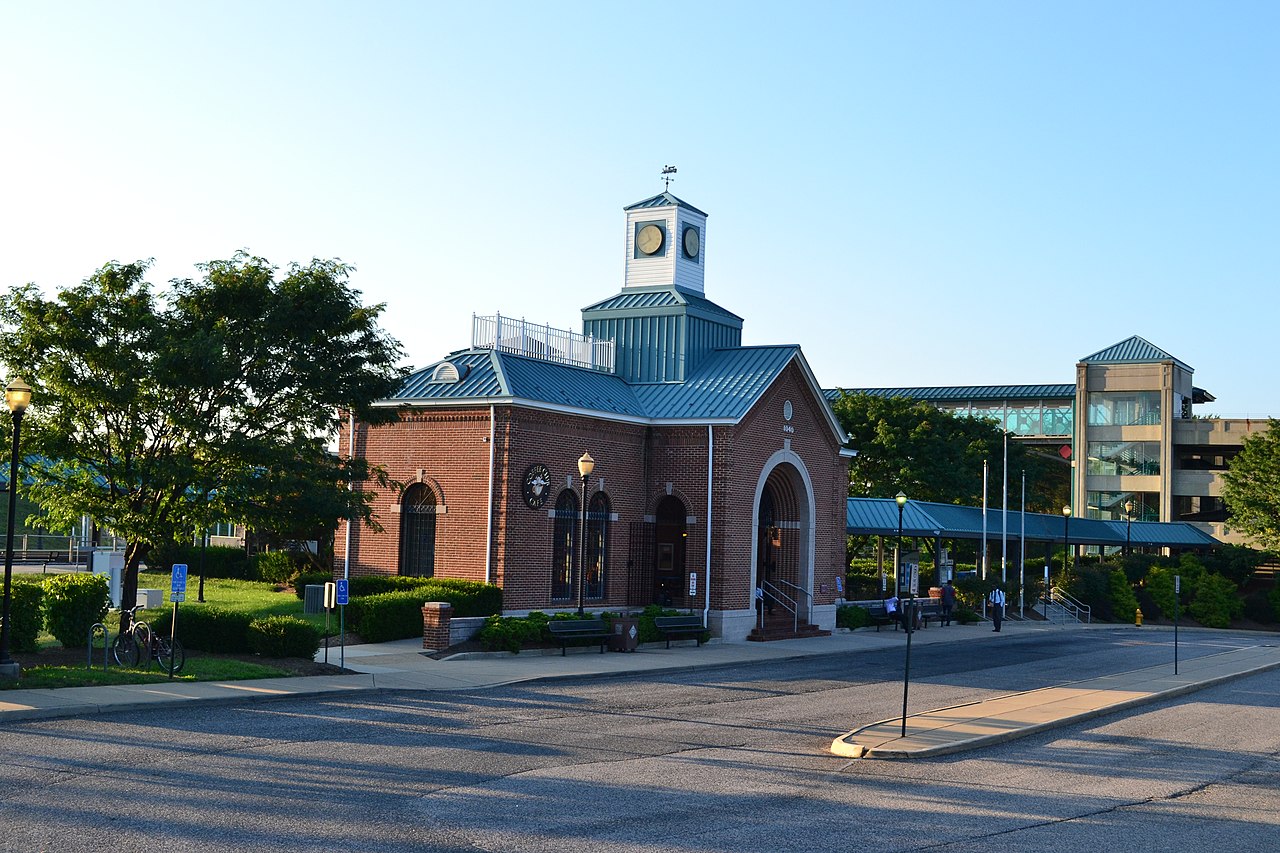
[988,585,1006,632]
[940,579,957,626]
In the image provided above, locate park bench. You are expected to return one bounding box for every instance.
[866,604,898,631]
[916,600,944,627]
[653,615,706,648]
[547,619,610,656]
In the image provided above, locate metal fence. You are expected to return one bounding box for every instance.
[472,313,615,373]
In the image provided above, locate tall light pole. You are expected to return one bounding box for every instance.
[896,490,913,739]
[1124,499,1134,557]
[575,452,595,617]
[1,378,33,679]
[1061,504,1072,584]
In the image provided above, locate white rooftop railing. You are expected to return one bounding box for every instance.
[472,313,615,373]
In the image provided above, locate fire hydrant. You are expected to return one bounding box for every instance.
[1135,607,1143,627]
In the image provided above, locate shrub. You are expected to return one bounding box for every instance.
[1242,589,1275,624]
[148,543,251,580]
[476,611,553,653]
[1270,586,1280,623]
[955,606,979,624]
[1201,545,1270,587]
[8,580,45,652]
[151,605,254,653]
[1146,567,1179,618]
[347,591,429,643]
[293,571,333,599]
[253,551,297,585]
[1189,573,1244,629]
[836,604,870,630]
[1107,569,1139,623]
[42,573,109,648]
[1063,565,1115,621]
[247,616,321,659]
[341,576,501,616]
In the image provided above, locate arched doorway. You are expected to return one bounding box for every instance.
[399,483,438,578]
[652,496,687,606]
[753,460,813,627]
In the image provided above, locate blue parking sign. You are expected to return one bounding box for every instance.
[336,578,349,606]
[171,564,188,594]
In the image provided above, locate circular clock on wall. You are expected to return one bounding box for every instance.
[637,223,664,255]
[522,464,552,509]
[682,225,700,259]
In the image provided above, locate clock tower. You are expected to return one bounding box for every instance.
[623,192,708,295]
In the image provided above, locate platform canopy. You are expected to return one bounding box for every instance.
[846,498,1220,548]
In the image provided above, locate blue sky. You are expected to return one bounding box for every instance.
[3,2,1276,416]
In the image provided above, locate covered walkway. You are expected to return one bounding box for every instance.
[846,498,1220,549]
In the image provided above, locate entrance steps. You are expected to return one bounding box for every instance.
[747,613,831,642]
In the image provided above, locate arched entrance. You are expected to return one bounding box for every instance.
[752,458,814,632]
[652,496,687,606]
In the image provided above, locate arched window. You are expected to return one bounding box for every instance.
[399,483,438,578]
[550,490,578,600]
[585,492,610,599]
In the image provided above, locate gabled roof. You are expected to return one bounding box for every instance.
[633,346,799,420]
[582,285,743,323]
[623,192,708,216]
[1080,336,1192,372]
[823,384,1075,403]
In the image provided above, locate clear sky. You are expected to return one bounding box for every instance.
[3,2,1276,416]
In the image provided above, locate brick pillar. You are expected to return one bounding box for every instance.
[422,602,453,651]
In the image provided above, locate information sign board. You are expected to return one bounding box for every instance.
[336,578,349,606]
[171,564,188,594]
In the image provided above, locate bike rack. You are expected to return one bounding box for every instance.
[87,623,109,672]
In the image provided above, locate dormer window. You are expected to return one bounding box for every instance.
[429,362,467,384]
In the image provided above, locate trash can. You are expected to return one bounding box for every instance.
[610,616,639,652]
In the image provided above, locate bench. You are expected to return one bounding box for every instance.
[547,619,610,656]
[916,601,944,627]
[653,615,706,648]
[866,604,900,631]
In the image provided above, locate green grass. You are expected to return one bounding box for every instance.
[136,572,337,632]
[7,656,297,690]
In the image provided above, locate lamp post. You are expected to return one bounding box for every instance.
[896,490,913,739]
[575,451,595,617]
[1061,504,1072,583]
[1123,499,1134,557]
[1,378,33,679]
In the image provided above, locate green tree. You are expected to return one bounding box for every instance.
[0,255,407,630]
[1221,419,1280,551]
[829,392,1065,510]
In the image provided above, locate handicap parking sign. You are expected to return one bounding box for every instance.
[171,564,188,594]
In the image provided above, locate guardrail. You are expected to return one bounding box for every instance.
[1046,587,1091,624]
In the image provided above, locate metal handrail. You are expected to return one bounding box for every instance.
[1048,587,1092,623]
[774,578,812,624]
[761,580,800,633]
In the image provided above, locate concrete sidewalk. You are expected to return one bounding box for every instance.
[2,619,1276,764]
[831,641,1280,759]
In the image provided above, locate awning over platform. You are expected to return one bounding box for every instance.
[846,498,1220,548]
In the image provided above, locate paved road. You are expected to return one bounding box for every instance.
[1,628,1276,851]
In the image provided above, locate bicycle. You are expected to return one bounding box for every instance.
[112,605,186,674]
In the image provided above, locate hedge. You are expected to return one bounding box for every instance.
[347,591,433,643]
[8,580,45,652]
[42,573,109,648]
[151,605,254,653]
[148,543,252,580]
[248,616,321,659]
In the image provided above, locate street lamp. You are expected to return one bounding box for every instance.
[1061,504,1072,582]
[1,377,33,679]
[575,451,595,617]
[895,490,913,739]
[1123,499,1134,557]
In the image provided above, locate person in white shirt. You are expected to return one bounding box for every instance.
[989,585,1007,632]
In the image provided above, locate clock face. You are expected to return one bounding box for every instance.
[522,464,552,509]
[682,226,700,259]
[637,223,664,255]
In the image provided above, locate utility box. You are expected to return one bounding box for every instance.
[92,549,125,608]
[609,616,639,652]
[136,588,163,609]
[303,584,326,614]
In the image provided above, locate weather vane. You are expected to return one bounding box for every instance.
[661,165,677,190]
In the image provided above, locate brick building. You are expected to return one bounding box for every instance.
[338,192,852,642]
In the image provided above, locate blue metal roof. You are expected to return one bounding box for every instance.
[846,498,1219,547]
[633,345,799,420]
[623,192,709,216]
[583,286,743,323]
[824,384,1075,403]
[389,345,806,423]
[1080,336,1192,372]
